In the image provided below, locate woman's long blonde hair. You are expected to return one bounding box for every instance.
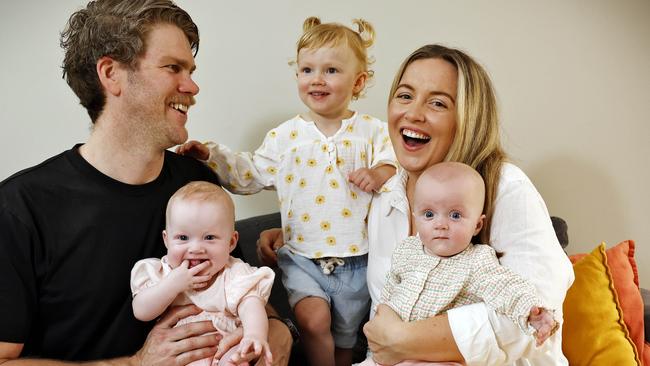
[389,44,507,244]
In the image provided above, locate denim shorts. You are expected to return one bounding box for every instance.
[277,246,370,348]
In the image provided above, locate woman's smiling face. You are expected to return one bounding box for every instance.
[388,58,458,177]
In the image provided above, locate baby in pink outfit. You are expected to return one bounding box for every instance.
[130,181,274,366]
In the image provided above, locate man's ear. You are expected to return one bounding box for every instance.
[97,56,123,96]
[229,230,239,253]
[473,214,486,236]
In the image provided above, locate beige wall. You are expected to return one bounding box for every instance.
[2,1,649,286]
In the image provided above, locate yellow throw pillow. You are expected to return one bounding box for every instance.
[562,243,641,365]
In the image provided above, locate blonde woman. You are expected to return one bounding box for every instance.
[260,44,574,365]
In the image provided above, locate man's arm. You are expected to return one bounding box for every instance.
[0,305,220,366]
[0,341,134,366]
[263,304,292,366]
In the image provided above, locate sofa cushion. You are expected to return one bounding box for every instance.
[569,240,646,362]
[563,243,641,365]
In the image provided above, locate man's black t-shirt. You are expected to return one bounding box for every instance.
[0,145,236,361]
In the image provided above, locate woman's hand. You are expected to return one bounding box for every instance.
[364,305,464,364]
[363,304,406,365]
[256,228,284,267]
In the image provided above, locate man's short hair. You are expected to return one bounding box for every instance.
[60,0,199,122]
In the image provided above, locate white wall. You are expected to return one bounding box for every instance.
[2,1,649,286]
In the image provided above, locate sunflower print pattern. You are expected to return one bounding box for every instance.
[203,112,396,258]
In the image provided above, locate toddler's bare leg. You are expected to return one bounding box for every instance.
[295,296,334,366]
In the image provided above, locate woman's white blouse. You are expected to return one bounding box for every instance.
[367,163,575,366]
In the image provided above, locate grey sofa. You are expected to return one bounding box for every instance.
[235,212,650,362]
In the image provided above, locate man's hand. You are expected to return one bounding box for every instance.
[0,342,23,364]
[134,304,220,366]
[256,228,283,267]
[175,140,209,161]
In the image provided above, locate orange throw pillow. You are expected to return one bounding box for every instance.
[569,240,645,363]
[563,243,640,365]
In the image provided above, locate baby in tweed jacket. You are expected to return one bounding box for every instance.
[359,162,558,366]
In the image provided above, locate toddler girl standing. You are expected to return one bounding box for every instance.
[179,17,396,366]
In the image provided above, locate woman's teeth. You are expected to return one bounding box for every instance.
[402,128,431,141]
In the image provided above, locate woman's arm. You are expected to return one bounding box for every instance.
[364,305,464,364]
[446,165,573,364]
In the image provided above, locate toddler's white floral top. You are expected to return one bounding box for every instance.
[205,112,395,258]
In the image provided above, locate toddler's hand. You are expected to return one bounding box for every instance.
[176,140,210,161]
[528,306,559,346]
[348,168,382,192]
[168,260,212,292]
[229,336,272,366]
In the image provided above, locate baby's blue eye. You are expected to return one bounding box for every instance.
[449,211,462,220]
[424,210,434,219]
[179,235,188,241]
[205,235,216,240]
